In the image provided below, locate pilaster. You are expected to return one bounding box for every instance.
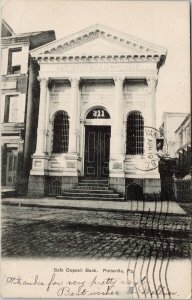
[35,77,49,155]
[65,77,80,177]
[146,76,158,128]
[68,77,80,154]
[109,76,125,177]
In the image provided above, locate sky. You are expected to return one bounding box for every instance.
[2,0,190,127]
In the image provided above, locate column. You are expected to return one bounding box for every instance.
[35,78,48,155]
[111,76,124,157]
[145,76,160,177]
[68,77,79,154]
[109,76,125,194]
[147,76,158,128]
[28,77,49,195]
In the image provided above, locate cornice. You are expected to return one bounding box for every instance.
[34,54,165,65]
[2,74,28,80]
[1,37,30,46]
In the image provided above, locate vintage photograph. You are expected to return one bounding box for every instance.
[1,0,191,298]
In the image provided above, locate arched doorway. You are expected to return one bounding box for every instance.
[84,107,111,178]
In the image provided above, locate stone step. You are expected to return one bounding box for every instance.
[77,185,109,190]
[81,177,108,181]
[61,192,120,198]
[62,189,114,194]
[80,180,108,184]
[57,195,124,201]
[56,177,122,202]
[78,183,108,187]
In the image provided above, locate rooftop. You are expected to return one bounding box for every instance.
[175,113,191,133]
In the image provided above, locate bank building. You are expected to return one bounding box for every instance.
[28,24,167,200]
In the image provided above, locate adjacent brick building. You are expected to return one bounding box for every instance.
[175,113,191,178]
[1,19,55,194]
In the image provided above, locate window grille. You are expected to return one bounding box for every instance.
[126,112,144,155]
[53,111,69,153]
[49,180,61,196]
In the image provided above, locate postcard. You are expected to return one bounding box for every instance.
[1,0,191,299]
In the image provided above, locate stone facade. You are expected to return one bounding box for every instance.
[28,24,167,198]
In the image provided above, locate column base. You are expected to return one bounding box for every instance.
[109,156,124,178]
[30,154,49,176]
[64,153,81,177]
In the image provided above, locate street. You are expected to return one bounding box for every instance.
[1,204,191,259]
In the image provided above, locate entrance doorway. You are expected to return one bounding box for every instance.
[84,126,111,178]
[6,151,17,186]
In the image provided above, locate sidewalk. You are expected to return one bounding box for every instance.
[2,197,186,215]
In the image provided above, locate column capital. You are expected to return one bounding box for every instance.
[69,77,80,88]
[113,76,125,86]
[38,77,49,88]
[146,76,158,91]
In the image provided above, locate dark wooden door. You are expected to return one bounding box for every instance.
[6,151,17,186]
[84,126,111,178]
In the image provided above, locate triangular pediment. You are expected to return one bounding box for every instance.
[53,38,146,56]
[30,24,167,66]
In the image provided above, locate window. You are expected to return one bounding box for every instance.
[6,150,18,186]
[53,111,69,153]
[126,112,144,155]
[179,131,183,146]
[7,48,22,74]
[49,180,61,196]
[4,95,19,123]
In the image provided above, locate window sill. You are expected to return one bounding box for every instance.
[3,73,23,78]
[3,122,24,124]
[51,153,68,156]
[125,154,144,159]
[2,122,24,129]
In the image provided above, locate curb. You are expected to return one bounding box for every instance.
[2,200,188,217]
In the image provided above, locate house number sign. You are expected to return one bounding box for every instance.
[86,108,110,119]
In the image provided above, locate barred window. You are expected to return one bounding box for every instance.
[53,111,69,153]
[126,112,144,155]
